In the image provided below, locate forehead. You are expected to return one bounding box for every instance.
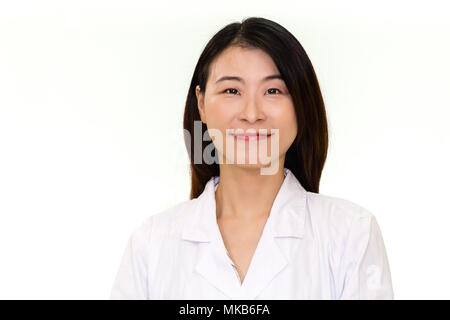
[209,46,280,83]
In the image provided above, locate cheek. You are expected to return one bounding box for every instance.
[204,99,234,146]
[205,97,230,124]
[275,111,297,156]
[204,97,234,127]
[287,110,298,140]
[272,104,297,142]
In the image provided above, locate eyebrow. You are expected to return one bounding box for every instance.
[214,74,284,84]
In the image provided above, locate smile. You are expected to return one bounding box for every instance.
[230,131,273,141]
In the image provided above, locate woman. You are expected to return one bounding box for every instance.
[110,17,394,300]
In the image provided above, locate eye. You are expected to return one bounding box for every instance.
[223,88,240,95]
[266,88,282,95]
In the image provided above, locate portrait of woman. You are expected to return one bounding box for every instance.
[110,16,394,300]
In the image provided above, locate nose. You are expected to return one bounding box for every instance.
[238,95,266,123]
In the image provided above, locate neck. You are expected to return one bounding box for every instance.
[215,164,286,222]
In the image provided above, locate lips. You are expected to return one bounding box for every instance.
[229,130,273,141]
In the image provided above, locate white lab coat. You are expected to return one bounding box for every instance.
[110,167,394,300]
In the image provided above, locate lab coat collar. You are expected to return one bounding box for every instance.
[181,167,308,299]
[182,167,307,242]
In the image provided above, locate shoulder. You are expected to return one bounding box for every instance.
[129,198,198,245]
[304,191,377,246]
[304,192,382,273]
[305,191,375,227]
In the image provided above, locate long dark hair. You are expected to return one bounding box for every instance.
[183,17,328,200]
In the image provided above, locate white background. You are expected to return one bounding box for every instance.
[0,0,449,299]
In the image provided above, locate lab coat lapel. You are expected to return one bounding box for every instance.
[240,168,307,299]
[181,168,307,300]
[238,223,288,299]
[194,238,241,299]
[182,176,240,299]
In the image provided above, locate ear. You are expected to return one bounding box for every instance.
[195,85,207,124]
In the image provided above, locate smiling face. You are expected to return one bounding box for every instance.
[195,45,298,173]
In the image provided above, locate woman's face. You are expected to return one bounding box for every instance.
[196,46,297,173]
